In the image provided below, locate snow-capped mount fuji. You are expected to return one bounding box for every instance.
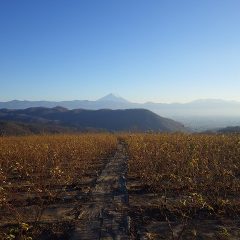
[0,94,134,110]
[1,95,240,120]
[97,93,129,103]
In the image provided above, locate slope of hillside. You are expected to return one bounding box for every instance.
[217,126,240,134]
[1,95,240,118]
[0,108,186,134]
[0,121,80,136]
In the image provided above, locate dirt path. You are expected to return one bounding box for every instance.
[70,140,129,240]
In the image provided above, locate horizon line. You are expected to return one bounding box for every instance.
[0,97,240,105]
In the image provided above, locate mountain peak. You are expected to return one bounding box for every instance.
[97,94,129,103]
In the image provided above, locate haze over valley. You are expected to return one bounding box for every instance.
[1,94,240,131]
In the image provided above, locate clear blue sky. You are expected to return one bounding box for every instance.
[0,0,240,103]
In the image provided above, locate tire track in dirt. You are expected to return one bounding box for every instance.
[70,140,129,240]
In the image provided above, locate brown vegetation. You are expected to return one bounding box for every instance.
[0,134,117,239]
[126,133,240,239]
[1,133,240,239]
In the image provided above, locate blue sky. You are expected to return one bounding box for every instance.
[0,0,240,103]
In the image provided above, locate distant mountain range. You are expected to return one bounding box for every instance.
[1,94,240,117]
[0,107,186,135]
[1,94,240,131]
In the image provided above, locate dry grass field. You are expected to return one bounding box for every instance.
[0,133,240,239]
[0,134,117,239]
[126,133,240,239]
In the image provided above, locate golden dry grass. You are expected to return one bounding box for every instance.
[1,133,240,239]
[126,133,240,217]
[0,134,117,227]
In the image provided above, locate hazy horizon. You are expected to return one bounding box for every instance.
[1,1,240,103]
[1,93,240,105]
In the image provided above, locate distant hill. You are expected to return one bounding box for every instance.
[0,121,79,136]
[2,95,240,131]
[1,94,240,117]
[217,126,240,134]
[0,107,186,135]
[201,126,240,134]
[0,94,132,110]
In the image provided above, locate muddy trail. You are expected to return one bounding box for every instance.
[70,140,129,240]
